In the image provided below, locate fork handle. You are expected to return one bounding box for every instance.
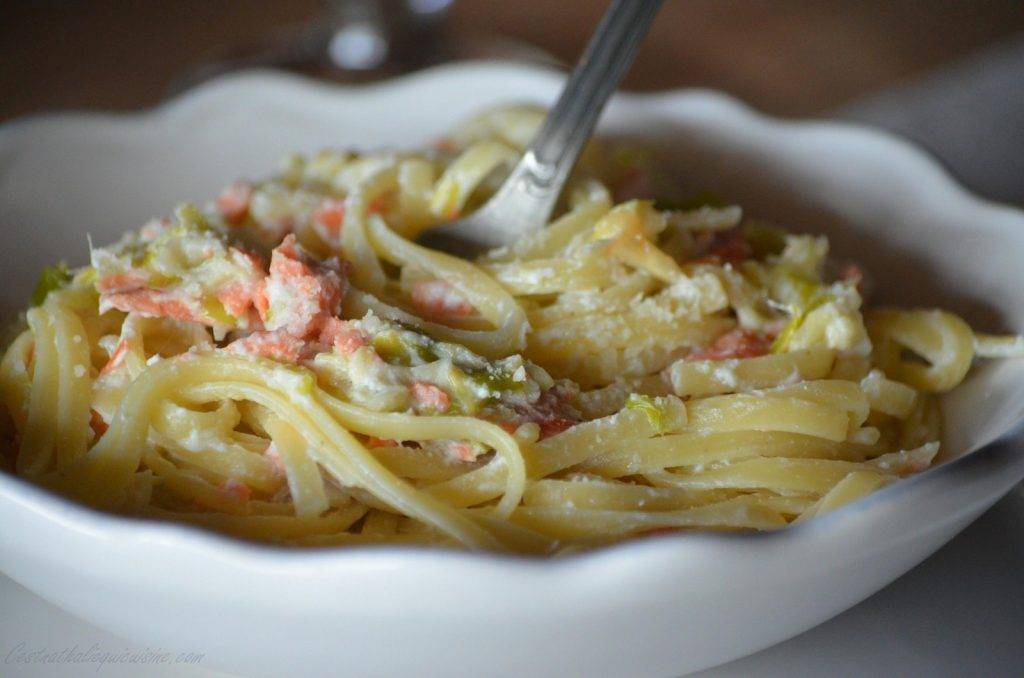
[484,0,663,230]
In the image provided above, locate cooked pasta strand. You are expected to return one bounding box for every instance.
[2,105,1016,553]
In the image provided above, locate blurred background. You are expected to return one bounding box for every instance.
[2,0,1022,119]
[1,0,1023,202]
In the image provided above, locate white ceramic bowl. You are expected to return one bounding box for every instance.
[1,63,1022,678]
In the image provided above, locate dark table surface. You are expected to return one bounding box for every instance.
[3,0,1024,122]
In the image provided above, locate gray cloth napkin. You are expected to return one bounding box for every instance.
[841,34,1024,207]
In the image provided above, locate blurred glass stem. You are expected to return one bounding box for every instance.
[326,0,390,71]
[170,0,456,94]
[167,0,559,97]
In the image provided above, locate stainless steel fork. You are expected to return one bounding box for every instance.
[418,0,663,256]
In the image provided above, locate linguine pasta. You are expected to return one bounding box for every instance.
[1,105,1020,554]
